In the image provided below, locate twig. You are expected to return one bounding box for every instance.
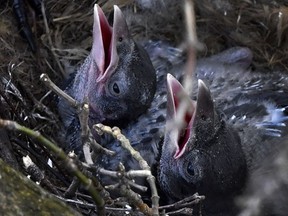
[40,73,78,108]
[0,81,22,123]
[40,72,114,203]
[166,208,193,215]
[63,152,81,198]
[78,100,94,165]
[57,195,143,214]
[94,124,160,215]
[111,164,152,215]
[183,0,203,95]
[168,0,205,140]
[0,119,106,216]
[64,177,80,198]
[68,152,113,205]
[119,183,152,215]
[98,164,149,192]
[159,193,205,210]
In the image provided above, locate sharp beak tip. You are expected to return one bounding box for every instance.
[113,5,120,11]
[198,79,207,89]
[198,79,211,98]
[93,4,100,15]
[167,73,181,90]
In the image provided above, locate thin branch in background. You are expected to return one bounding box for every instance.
[0,81,22,123]
[183,0,204,94]
[167,0,204,139]
[118,183,152,215]
[12,137,71,186]
[63,151,113,205]
[41,1,65,77]
[63,152,80,199]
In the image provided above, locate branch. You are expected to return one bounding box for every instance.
[94,124,160,216]
[168,0,205,142]
[40,73,78,108]
[159,193,205,210]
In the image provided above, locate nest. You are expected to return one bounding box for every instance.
[1,0,288,215]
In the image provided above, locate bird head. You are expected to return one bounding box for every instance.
[159,74,247,201]
[73,4,156,125]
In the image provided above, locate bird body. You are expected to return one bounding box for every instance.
[159,54,288,215]
[58,5,156,153]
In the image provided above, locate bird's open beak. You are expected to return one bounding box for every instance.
[166,74,215,159]
[91,4,128,82]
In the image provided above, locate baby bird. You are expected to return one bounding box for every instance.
[159,62,288,215]
[58,5,156,153]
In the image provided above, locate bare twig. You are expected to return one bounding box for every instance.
[64,177,80,198]
[40,73,115,159]
[119,183,152,215]
[78,100,94,165]
[94,124,160,216]
[40,73,78,108]
[57,195,143,214]
[98,164,149,192]
[166,208,193,215]
[159,193,205,210]
[168,0,204,140]
[183,0,204,94]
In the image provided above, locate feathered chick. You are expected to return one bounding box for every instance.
[58,5,156,153]
[159,74,247,215]
[159,62,288,215]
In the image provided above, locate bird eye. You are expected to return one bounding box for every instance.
[109,81,121,96]
[113,83,120,94]
[187,162,196,176]
[118,37,123,42]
